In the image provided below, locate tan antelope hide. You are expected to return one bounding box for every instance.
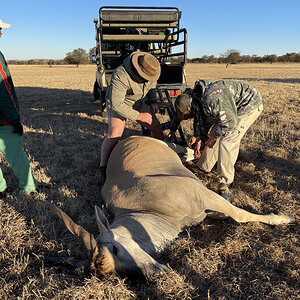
[44,136,294,279]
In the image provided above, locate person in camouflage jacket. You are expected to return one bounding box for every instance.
[169,79,263,201]
[0,20,50,196]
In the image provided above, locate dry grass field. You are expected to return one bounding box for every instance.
[0,63,299,299]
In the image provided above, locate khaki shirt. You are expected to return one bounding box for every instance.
[105,54,157,121]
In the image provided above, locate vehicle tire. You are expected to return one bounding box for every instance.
[100,91,106,113]
[93,80,100,100]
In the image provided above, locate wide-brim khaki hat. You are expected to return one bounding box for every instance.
[0,19,11,28]
[131,51,161,81]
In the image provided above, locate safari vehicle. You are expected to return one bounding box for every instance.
[93,6,188,144]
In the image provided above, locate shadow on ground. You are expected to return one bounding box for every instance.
[225,78,300,84]
[238,149,300,193]
[1,86,298,299]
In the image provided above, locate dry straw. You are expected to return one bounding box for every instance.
[0,63,299,299]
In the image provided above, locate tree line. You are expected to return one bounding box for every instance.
[188,49,300,67]
[7,48,94,67]
[7,48,300,67]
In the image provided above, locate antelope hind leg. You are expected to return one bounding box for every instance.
[203,190,294,225]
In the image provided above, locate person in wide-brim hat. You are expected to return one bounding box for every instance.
[99,51,164,187]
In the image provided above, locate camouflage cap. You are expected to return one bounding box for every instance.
[174,93,192,120]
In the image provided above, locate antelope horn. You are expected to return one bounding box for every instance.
[44,256,90,268]
[40,201,99,258]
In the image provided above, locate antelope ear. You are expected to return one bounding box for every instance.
[95,205,110,234]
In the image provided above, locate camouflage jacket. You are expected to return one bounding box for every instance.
[201,79,263,138]
[170,79,263,141]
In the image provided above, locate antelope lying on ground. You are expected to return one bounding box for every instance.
[44,136,293,279]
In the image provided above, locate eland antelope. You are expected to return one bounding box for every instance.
[44,136,293,279]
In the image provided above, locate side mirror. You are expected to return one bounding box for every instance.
[92,55,97,63]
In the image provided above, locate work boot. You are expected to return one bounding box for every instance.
[100,166,107,188]
[0,186,13,198]
[36,183,52,192]
[25,183,51,196]
[218,183,233,203]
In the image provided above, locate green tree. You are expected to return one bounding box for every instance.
[200,55,209,63]
[263,54,277,64]
[47,59,55,67]
[89,47,96,63]
[207,55,217,63]
[27,59,37,65]
[188,58,201,63]
[222,49,241,67]
[64,48,89,67]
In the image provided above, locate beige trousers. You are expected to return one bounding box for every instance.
[197,104,263,185]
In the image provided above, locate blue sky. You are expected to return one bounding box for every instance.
[1,0,299,60]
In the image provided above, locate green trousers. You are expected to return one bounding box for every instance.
[0,125,37,192]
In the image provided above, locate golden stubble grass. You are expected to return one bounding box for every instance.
[0,63,299,299]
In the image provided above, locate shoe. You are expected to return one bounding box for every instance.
[0,186,13,198]
[100,166,107,187]
[218,183,233,203]
[36,183,51,192]
[23,184,51,196]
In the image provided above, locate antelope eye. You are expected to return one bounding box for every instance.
[112,245,118,256]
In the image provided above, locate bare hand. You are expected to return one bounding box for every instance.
[189,136,196,146]
[194,139,202,158]
[137,112,153,125]
[205,135,217,148]
[151,103,159,114]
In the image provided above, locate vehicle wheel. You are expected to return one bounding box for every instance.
[100,91,106,112]
[93,80,100,100]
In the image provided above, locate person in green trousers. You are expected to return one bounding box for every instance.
[0,19,50,196]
